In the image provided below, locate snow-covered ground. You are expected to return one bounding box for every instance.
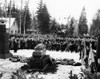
[10,50,80,62]
[0,50,84,79]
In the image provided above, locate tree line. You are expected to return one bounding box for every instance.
[0,0,100,37]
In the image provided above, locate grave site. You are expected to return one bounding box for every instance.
[0,20,100,79]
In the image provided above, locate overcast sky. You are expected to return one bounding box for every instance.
[1,0,100,25]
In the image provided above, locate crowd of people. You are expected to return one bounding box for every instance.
[9,35,97,53]
[9,34,100,73]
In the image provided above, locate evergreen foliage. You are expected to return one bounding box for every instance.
[90,10,100,37]
[68,18,74,36]
[50,19,59,34]
[78,7,88,36]
[36,0,50,34]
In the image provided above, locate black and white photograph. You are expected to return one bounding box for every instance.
[0,0,100,79]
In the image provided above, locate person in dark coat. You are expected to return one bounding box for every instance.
[13,39,18,53]
[96,36,100,72]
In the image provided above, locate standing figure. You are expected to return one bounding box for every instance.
[13,39,18,53]
[96,36,100,72]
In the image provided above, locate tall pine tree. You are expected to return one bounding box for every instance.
[32,14,38,31]
[78,7,88,36]
[36,0,50,34]
[90,10,100,37]
[68,18,74,36]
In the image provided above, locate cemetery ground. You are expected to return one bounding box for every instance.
[0,50,86,79]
